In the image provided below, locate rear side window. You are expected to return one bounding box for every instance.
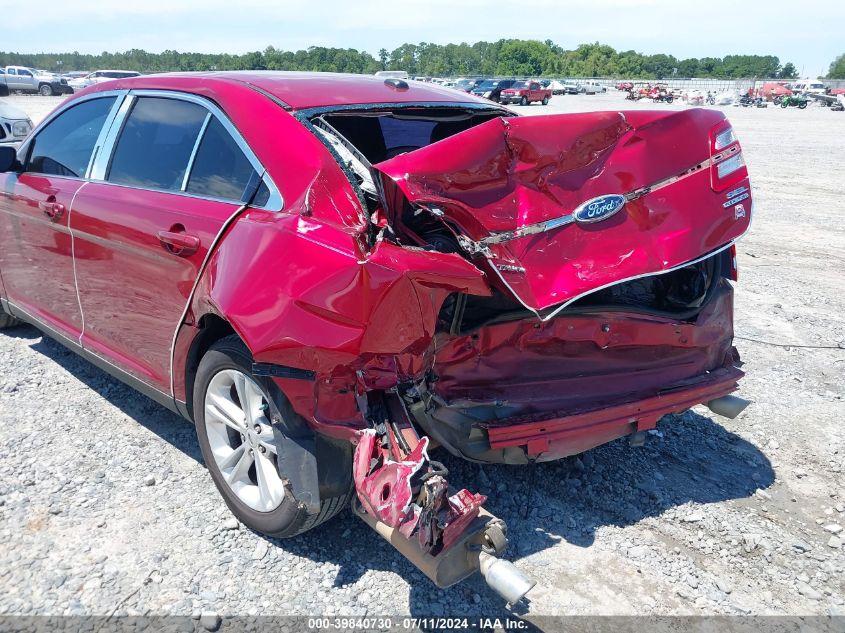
[108,97,207,191]
[186,117,256,201]
[27,97,116,178]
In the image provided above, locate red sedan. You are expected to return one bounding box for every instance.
[0,72,752,601]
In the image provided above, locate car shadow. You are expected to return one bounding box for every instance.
[12,324,773,622]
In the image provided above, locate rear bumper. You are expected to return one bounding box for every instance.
[485,364,743,460]
[407,279,741,464]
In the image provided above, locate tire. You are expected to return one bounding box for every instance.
[519,96,528,106]
[38,83,54,97]
[193,335,351,538]
[667,96,674,103]
[542,96,549,105]
[799,102,807,109]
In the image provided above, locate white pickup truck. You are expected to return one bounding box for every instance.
[0,66,73,96]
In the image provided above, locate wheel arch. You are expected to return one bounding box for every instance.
[181,312,240,421]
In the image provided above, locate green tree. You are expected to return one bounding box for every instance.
[0,42,795,79]
[778,62,798,79]
[827,54,845,79]
[496,40,553,76]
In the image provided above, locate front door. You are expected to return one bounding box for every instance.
[0,95,117,339]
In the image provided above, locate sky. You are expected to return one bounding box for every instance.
[3,0,842,77]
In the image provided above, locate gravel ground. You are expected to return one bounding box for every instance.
[1,91,844,624]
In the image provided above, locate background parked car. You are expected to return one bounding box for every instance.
[561,80,580,94]
[499,80,552,105]
[0,101,33,146]
[454,78,484,92]
[1,66,73,95]
[789,80,828,96]
[579,80,607,94]
[471,79,517,101]
[68,70,141,91]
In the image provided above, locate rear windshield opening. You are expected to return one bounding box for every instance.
[317,108,504,165]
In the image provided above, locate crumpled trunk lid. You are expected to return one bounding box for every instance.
[373,108,751,316]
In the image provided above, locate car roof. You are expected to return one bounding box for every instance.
[83,71,488,110]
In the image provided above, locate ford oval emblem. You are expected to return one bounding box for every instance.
[573,194,626,224]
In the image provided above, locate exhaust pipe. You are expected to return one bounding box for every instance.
[352,501,535,602]
[479,551,536,604]
[706,395,751,419]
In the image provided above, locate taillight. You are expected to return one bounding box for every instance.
[729,244,738,281]
[709,120,747,191]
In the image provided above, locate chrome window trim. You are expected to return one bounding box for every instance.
[89,94,135,180]
[84,94,128,180]
[95,89,283,211]
[181,112,212,191]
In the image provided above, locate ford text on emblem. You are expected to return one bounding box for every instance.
[573,194,626,224]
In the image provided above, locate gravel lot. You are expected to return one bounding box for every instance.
[1,91,844,624]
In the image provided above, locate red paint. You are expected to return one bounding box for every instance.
[71,183,239,390]
[0,174,83,337]
[486,365,744,459]
[374,108,751,311]
[353,428,485,554]
[0,73,751,477]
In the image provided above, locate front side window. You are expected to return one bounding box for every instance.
[27,96,116,178]
[186,117,257,201]
[108,97,207,191]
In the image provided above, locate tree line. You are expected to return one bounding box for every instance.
[1,40,832,79]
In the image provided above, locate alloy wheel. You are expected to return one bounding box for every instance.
[203,369,285,512]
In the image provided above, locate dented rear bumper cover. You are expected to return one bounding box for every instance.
[484,364,743,460]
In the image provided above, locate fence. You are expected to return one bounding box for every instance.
[564,77,845,92]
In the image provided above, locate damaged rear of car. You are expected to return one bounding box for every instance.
[297,100,751,597]
[0,73,751,604]
[366,108,751,464]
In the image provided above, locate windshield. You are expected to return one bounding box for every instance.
[455,80,474,89]
[511,81,528,89]
[476,80,498,90]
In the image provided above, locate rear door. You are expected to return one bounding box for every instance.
[70,92,273,393]
[0,95,118,338]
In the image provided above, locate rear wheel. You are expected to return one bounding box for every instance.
[38,83,54,97]
[193,336,351,537]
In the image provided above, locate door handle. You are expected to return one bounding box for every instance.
[39,200,65,222]
[157,230,200,256]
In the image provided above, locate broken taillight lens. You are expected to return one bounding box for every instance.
[709,120,747,192]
